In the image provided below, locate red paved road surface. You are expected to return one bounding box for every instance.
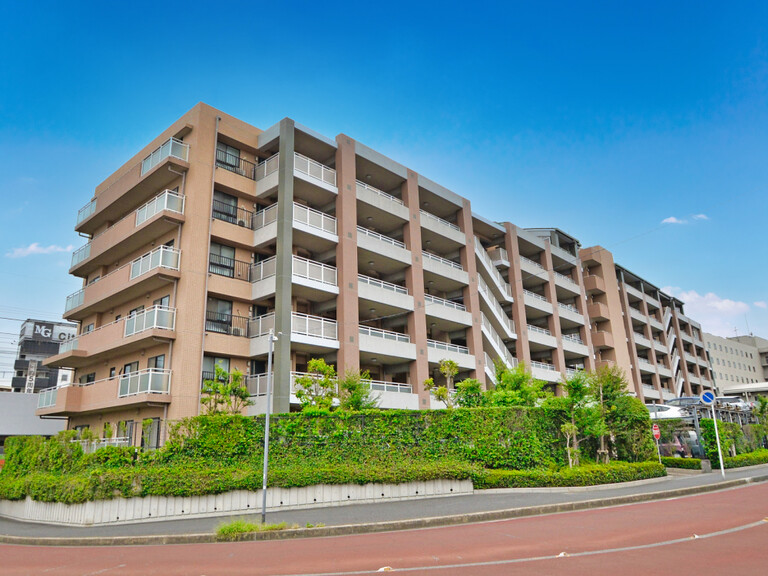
[3,483,768,575]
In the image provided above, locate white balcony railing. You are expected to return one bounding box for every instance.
[562,333,584,344]
[477,276,514,334]
[481,314,516,367]
[76,198,97,225]
[250,256,277,282]
[292,255,337,287]
[424,294,466,312]
[118,368,171,397]
[245,372,272,396]
[141,137,189,175]
[37,387,58,408]
[294,152,336,187]
[420,209,461,232]
[70,244,91,268]
[558,302,580,314]
[294,203,337,235]
[489,247,509,263]
[359,325,410,343]
[136,189,185,227]
[124,306,176,338]
[357,226,405,249]
[129,246,181,280]
[523,289,549,303]
[550,244,576,261]
[356,180,404,205]
[422,251,463,270]
[427,339,469,355]
[520,255,545,270]
[64,289,85,313]
[249,312,276,338]
[58,337,79,354]
[254,203,278,229]
[292,312,338,341]
[554,271,578,286]
[255,153,279,181]
[357,274,408,295]
[474,239,513,298]
[527,324,552,336]
[530,360,556,371]
[370,380,413,394]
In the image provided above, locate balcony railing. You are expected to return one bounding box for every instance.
[64,289,85,313]
[527,324,552,336]
[118,368,171,397]
[294,203,337,235]
[136,189,185,227]
[249,256,277,283]
[256,153,279,181]
[357,226,405,249]
[244,372,272,396]
[292,255,337,286]
[422,250,463,270]
[424,294,466,312]
[71,244,91,268]
[427,339,469,355]
[209,253,251,281]
[358,274,408,295]
[59,337,79,354]
[77,198,97,225]
[558,302,580,314]
[489,247,509,263]
[205,311,250,337]
[254,203,278,229]
[420,209,461,232]
[530,360,556,371]
[554,271,577,286]
[129,246,180,280]
[212,199,254,229]
[550,244,576,261]
[474,239,513,298]
[359,325,410,343]
[356,180,404,205]
[141,137,189,175]
[481,314,517,367]
[37,387,58,409]
[216,148,256,180]
[523,289,549,303]
[562,333,584,345]
[294,152,337,187]
[124,306,176,337]
[370,380,413,394]
[249,312,276,337]
[292,312,338,340]
[520,255,544,270]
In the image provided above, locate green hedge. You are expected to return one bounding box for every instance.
[473,462,666,489]
[724,448,768,469]
[660,457,702,470]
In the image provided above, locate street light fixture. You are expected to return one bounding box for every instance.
[261,329,279,524]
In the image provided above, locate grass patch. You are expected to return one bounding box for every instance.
[215,518,296,541]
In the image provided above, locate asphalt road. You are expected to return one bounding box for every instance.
[3,480,767,575]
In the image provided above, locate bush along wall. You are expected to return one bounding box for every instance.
[0,407,659,504]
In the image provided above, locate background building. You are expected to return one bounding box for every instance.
[38,103,715,445]
[731,335,768,381]
[704,333,766,393]
[11,319,76,393]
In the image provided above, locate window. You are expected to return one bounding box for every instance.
[123,361,139,375]
[209,242,236,277]
[83,323,94,334]
[213,190,238,224]
[117,420,134,445]
[153,295,170,308]
[79,372,96,384]
[206,297,233,334]
[148,354,165,370]
[109,367,116,378]
[129,305,144,317]
[216,141,240,168]
[203,356,230,382]
[141,417,161,450]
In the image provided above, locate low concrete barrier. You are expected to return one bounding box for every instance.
[0,478,473,527]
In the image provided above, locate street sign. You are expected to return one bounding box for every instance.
[652,424,661,440]
[700,391,715,406]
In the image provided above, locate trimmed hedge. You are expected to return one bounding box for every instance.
[472,462,666,489]
[724,448,768,469]
[661,457,702,470]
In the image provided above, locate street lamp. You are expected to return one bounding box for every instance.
[261,329,279,524]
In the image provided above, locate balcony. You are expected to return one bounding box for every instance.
[561,332,589,356]
[553,271,580,294]
[250,255,337,300]
[549,243,577,264]
[209,254,251,282]
[45,307,176,369]
[63,246,181,321]
[355,180,409,224]
[253,203,279,247]
[427,339,475,370]
[527,324,558,349]
[637,358,655,374]
[422,251,469,289]
[628,307,647,324]
[653,339,668,354]
[591,330,614,349]
[649,316,664,331]
[477,276,516,338]
[37,370,172,417]
[294,152,336,187]
[520,255,547,279]
[293,203,338,250]
[523,289,553,316]
[624,283,644,301]
[530,360,561,383]
[70,189,186,277]
[216,148,257,181]
[489,247,510,269]
[633,332,652,349]
[557,302,585,325]
[420,210,465,244]
[357,274,414,313]
[424,293,472,328]
[250,312,339,356]
[583,275,606,295]
[77,137,190,236]
[358,326,417,362]
[474,239,513,302]
[587,301,610,322]
[481,314,517,368]
[357,225,411,267]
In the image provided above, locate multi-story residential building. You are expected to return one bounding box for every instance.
[38,103,712,444]
[579,246,714,402]
[731,335,768,382]
[11,319,76,394]
[704,333,765,391]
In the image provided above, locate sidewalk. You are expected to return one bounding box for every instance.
[1,463,767,545]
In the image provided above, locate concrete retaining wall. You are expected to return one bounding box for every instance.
[0,478,473,527]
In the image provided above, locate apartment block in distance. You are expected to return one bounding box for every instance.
[39,103,711,445]
[704,333,765,391]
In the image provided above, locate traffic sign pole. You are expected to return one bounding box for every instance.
[652,424,662,464]
[700,391,725,478]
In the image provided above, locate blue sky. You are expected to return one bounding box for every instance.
[1,1,767,381]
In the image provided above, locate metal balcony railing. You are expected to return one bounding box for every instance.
[424,293,466,311]
[420,209,461,232]
[523,289,549,303]
[292,312,338,340]
[216,148,256,180]
[357,226,405,248]
[64,289,85,313]
[294,152,337,186]
[294,203,337,235]
[249,312,276,338]
[427,339,469,355]
[118,368,172,397]
[124,306,176,337]
[77,198,97,225]
[249,256,277,283]
[37,387,58,409]
[141,137,189,175]
[70,244,91,268]
[562,333,584,345]
[292,255,337,286]
[129,246,180,280]
[205,311,250,337]
[527,324,552,336]
[474,239,512,298]
[212,199,254,229]
[136,189,185,227]
[554,271,577,286]
[255,153,279,181]
[558,302,580,314]
[520,255,544,270]
[530,360,556,371]
[370,380,413,394]
[254,203,278,229]
[356,180,404,205]
[357,274,408,295]
[359,325,411,343]
[209,253,251,281]
[422,250,463,270]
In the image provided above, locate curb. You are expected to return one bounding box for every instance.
[2,473,767,547]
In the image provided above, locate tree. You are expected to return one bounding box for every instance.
[484,361,549,407]
[424,359,460,408]
[200,365,254,415]
[589,364,628,463]
[439,359,459,390]
[546,370,595,467]
[454,378,483,408]
[338,369,379,411]
[294,358,337,411]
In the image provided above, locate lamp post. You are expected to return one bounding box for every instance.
[261,329,279,524]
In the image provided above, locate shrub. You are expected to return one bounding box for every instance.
[660,457,702,470]
[724,449,768,469]
[215,519,293,541]
[473,462,665,489]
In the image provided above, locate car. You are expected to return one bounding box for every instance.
[666,396,703,409]
[644,403,690,420]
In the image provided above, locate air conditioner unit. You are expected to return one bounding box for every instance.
[232,327,244,337]
[238,220,246,227]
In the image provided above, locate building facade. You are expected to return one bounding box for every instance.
[731,335,768,382]
[704,333,765,392]
[11,319,76,394]
[39,103,713,443]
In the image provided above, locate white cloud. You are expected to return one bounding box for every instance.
[692,214,709,220]
[663,287,752,337]
[661,216,686,224]
[5,243,74,258]
[755,301,768,309]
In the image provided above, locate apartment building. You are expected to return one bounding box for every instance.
[37,103,711,443]
[704,333,765,391]
[579,246,714,402]
[731,335,768,381]
[11,319,76,394]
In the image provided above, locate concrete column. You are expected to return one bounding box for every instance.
[272,119,295,413]
[402,171,430,409]
[457,200,485,385]
[572,261,595,372]
[541,242,566,376]
[618,276,643,399]
[334,135,360,375]
[671,311,693,396]
[504,224,530,366]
